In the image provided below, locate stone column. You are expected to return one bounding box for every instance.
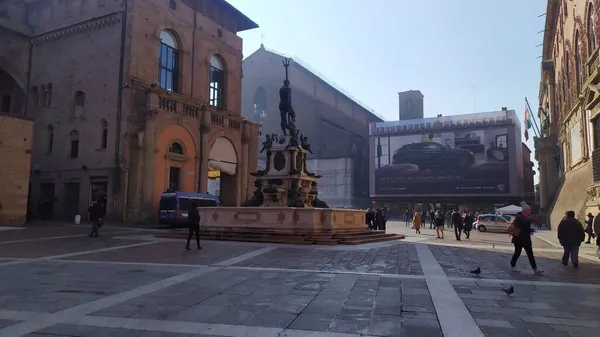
[535,139,549,211]
[199,117,210,194]
[241,142,249,201]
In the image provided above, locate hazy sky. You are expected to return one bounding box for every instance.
[228,0,547,180]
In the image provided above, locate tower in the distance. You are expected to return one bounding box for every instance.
[398,90,424,120]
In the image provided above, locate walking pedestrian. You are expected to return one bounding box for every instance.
[404,209,411,226]
[429,210,435,229]
[412,210,422,234]
[463,212,474,239]
[382,207,389,231]
[557,210,585,268]
[365,208,375,230]
[435,210,445,239]
[584,212,595,244]
[509,202,544,275]
[374,208,385,231]
[185,201,202,251]
[87,201,104,238]
[451,209,463,241]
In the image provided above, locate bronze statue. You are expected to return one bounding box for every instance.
[260,134,273,153]
[300,134,313,154]
[279,59,296,135]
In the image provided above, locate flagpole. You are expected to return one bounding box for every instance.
[525,97,541,138]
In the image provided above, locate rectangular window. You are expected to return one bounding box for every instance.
[169,167,181,191]
[101,129,108,149]
[48,133,53,153]
[158,43,178,92]
[70,140,79,158]
[495,134,508,149]
[570,120,582,163]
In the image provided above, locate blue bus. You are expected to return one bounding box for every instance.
[158,191,220,226]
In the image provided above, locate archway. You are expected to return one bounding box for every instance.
[208,137,238,206]
[152,124,197,210]
[0,68,25,114]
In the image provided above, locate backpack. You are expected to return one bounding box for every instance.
[507,219,520,237]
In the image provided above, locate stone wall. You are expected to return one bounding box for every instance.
[0,114,34,226]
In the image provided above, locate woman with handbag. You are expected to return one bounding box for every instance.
[509,202,544,275]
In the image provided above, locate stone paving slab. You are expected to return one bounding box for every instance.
[30,324,217,336]
[60,241,264,266]
[234,244,423,275]
[430,245,600,284]
[0,236,148,259]
[454,280,600,337]
[0,261,189,313]
[0,319,19,329]
[89,268,437,336]
[0,226,131,243]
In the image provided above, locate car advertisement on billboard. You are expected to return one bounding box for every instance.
[373,127,512,195]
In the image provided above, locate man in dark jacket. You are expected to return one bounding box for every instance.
[510,202,544,274]
[88,201,104,237]
[557,210,585,268]
[451,209,463,241]
[185,201,202,251]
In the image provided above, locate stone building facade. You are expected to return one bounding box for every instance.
[537,0,600,228]
[522,143,536,209]
[0,114,34,226]
[241,45,383,207]
[0,0,259,223]
[398,90,424,121]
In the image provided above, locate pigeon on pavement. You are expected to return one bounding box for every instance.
[470,267,481,275]
[502,286,514,295]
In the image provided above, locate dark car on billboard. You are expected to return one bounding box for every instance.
[392,142,475,169]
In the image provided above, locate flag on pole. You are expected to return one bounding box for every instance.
[524,106,532,141]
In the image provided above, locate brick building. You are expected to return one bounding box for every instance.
[0,0,259,222]
[241,45,383,207]
[537,0,600,228]
[0,114,34,226]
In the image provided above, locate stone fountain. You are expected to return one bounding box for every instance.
[158,59,403,244]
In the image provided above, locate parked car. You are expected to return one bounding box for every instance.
[392,142,475,169]
[475,214,511,233]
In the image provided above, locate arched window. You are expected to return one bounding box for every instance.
[575,31,584,93]
[74,90,85,118]
[31,87,39,106]
[47,125,54,154]
[589,4,597,53]
[100,119,108,149]
[209,55,226,108]
[169,142,184,154]
[253,87,267,121]
[39,85,46,107]
[158,31,178,92]
[46,83,53,106]
[69,130,79,158]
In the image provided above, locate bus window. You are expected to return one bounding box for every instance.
[178,197,191,211]
[205,199,218,207]
[159,196,176,210]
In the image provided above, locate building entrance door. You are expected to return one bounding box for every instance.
[64,183,80,220]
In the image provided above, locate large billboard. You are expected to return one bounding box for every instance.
[370,111,522,197]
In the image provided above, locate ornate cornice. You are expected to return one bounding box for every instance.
[31,12,121,46]
[542,0,560,61]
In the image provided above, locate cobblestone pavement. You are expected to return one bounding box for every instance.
[0,224,599,337]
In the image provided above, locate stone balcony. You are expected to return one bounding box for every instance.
[147,88,246,135]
